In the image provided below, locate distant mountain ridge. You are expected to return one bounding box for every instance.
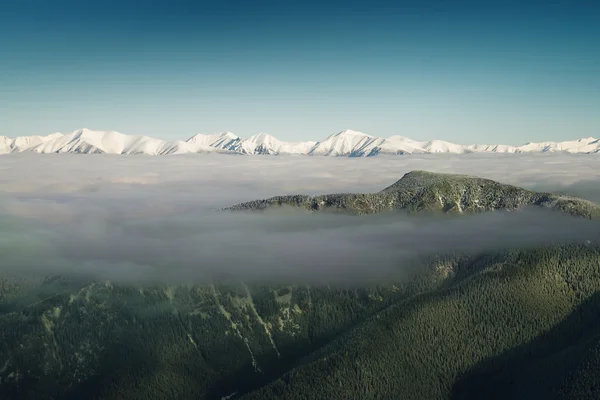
[1,128,599,156]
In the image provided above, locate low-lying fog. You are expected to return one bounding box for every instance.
[1,153,599,283]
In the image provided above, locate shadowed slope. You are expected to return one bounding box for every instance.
[451,290,600,400]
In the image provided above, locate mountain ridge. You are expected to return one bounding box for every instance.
[223,170,600,219]
[1,128,599,156]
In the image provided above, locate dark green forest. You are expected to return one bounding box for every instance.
[1,244,600,399]
[242,245,600,400]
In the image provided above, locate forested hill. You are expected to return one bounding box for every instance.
[224,170,600,218]
[3,244,600,400]
[240,244,600,400]
[0,255,453,400]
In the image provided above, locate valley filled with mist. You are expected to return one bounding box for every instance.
[1,154,600,399]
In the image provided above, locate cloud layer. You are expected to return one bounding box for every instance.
[1,153,599,284]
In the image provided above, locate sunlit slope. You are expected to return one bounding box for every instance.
[241,244,600,400]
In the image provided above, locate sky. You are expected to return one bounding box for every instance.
[0,0,599,144]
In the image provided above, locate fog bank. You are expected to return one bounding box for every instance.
[1,153,599,283]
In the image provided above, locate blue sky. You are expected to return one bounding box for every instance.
[0,0,599,144]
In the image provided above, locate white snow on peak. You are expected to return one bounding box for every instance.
[1,128,599,157]
[186,132,240,150]
[332,129,374,138]
[467,143,518,153]
[240,133,316,155]
[25,129,220,155]
[361,136,428,156]
[240,133,282,154]
[309,129,378,156]
[1,132,64,153]
[422,140,471,154]
[515,137,599,154]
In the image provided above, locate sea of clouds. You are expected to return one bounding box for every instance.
[1,152,599,283]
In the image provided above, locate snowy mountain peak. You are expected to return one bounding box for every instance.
[330,129,373,138]
[387,135,409,140]
[1,128,600,156]
[422,139,470,154]
[184,132,241,152]
[186,131,238,143]
[71,128,120,138]
[2,132,65,153]
[387,135,420,143]
[246,132,279,143]
[309,129,378,156]
[239,133,317,155]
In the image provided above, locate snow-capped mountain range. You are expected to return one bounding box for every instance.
[1,128,599,156]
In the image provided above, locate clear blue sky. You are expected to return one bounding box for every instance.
[0,0,599,144]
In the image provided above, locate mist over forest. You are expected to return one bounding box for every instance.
[1,153,599,283]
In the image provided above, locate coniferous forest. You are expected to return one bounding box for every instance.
[1,244,600,399]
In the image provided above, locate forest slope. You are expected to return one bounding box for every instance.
[224,171,600,219]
